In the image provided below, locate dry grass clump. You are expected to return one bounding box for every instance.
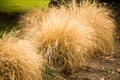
[19,1,116,74]
[0,33,44,80]
[35,1,116,73]
[36,2,96,74]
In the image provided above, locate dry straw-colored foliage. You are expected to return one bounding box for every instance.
[0,33,44,80]
[20,1,116,74]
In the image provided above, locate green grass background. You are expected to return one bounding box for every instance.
[0,0,50,13]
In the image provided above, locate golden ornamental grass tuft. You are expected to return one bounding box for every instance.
[0,33,44,80]
[20,1,116,74]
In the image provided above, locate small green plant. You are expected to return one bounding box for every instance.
[43,65,64,80]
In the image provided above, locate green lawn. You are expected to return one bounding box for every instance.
[0,0,50,13]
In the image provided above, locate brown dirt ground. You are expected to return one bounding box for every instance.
[61,42,120,80]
